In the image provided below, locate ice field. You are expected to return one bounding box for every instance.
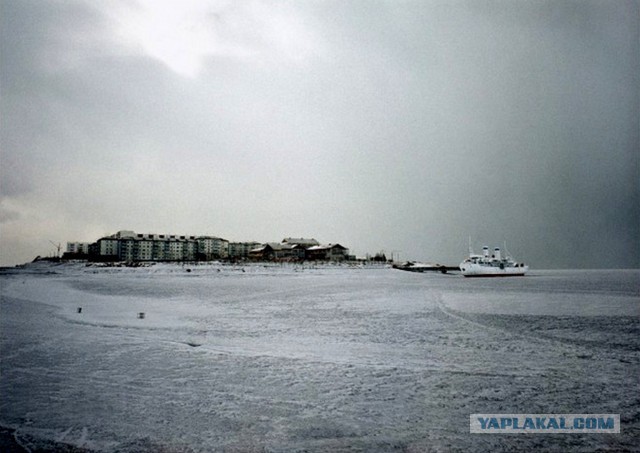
[1,262,639,451]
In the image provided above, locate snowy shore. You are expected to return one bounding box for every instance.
[1,262,638,451]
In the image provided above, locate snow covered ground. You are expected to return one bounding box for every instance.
[1,262,638,451]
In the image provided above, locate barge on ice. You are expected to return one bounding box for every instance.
[392,261,458,273]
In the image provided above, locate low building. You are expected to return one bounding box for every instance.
[248,244,276,261]
[306,244,349,261]
[248,242,306,261]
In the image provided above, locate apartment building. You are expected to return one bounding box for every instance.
[228,242,262,259]
[66,242,91,255]
[90,231,221,262]
[197,236,229,260]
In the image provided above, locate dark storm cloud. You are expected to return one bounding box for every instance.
[0,0,638,268]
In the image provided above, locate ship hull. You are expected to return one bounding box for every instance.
[462,272,526,278]
[459,263,528,277]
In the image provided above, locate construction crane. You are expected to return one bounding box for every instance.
[48,240,61,258]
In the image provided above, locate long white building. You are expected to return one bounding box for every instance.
[89,230,230,262]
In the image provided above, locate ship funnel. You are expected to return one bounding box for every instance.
[494,247,501,260]
[482,246,489,258]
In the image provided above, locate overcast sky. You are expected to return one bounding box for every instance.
[1,0,638,268]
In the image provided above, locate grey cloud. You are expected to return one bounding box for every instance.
[0,0,638,268]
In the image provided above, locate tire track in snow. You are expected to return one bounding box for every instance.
[435,296,638,363]
[435,295,589,354]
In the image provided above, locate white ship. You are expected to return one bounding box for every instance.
[459,245,528,277]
